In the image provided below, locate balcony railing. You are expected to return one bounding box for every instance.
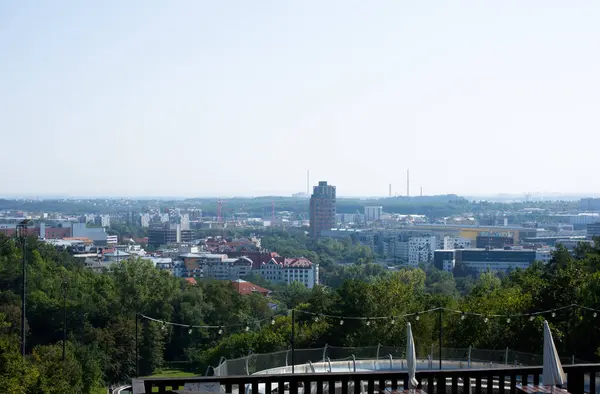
[139,363,600,394]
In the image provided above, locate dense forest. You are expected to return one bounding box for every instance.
[1,234,600,393]
[0,196,580,219]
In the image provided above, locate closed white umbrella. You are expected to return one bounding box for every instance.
[407,322,418,389]
[542,320,566,389]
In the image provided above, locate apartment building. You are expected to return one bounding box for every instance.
[259,257,319,288]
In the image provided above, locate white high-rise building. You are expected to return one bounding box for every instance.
[140,213,150,228]
[364,206,383,222]
[408,236,437,267]
[100,214,111,228]
[180,214,190,231]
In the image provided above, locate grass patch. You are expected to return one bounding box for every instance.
[146,368,197,378]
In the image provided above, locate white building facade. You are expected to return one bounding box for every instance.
[364,206,383,222]
[408,236,437,267]
[259,258,319,288]
[442,236,471,250]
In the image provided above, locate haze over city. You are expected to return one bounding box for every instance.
[2,1,600,197]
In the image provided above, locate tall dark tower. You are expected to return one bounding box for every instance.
[309,181,336,238]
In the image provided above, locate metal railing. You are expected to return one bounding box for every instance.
[212,345,587,377]
[141,364,600,394]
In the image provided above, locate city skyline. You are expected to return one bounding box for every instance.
[2,1,600,197]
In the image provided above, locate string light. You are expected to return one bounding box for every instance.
[484,317,489,323]
[140,303,600,334]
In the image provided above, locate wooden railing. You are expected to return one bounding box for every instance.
[140,364,600,394]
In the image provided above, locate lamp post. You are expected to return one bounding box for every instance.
[16,219,30,358]
[62,277,68,362]
[135,312,139,377]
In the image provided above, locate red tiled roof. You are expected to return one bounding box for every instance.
[231,280,270,296]
[184,277,197,286]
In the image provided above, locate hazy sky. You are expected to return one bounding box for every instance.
[1,1,600,198]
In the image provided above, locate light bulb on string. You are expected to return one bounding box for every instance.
[390,317,395,325]
[271,318,275,325]
[366,319,371,326]
[218,327,223,335]
[594,312,598,318]
[188,327,193,335]
[506,317,511,324]
[245,326,250,332]
[529,315,535,322]
[340,318,344,326]
[483,317,489,323]
[314,316,319,322]
[551,311,556,318]
[415,313,420,321]
[461,312,466,320]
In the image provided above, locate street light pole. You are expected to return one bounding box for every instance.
[16,219,30,358]
[62,277,68,362]
[135,312,139,377]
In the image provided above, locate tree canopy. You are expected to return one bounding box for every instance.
[1,234,600,393]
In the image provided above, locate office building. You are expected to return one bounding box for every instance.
[443,236,471,250]
[364,206,383,222]
[148,223,193,247]
[434,248,553,273]
[587,223,600,238]
[476,235,514,249]
[581,198,600,212]
[309,181,336,238]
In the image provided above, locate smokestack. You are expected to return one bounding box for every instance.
[406,169,410,197]
[389,184,392,197]
[306,170,310,195]
[420,186,423,197]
